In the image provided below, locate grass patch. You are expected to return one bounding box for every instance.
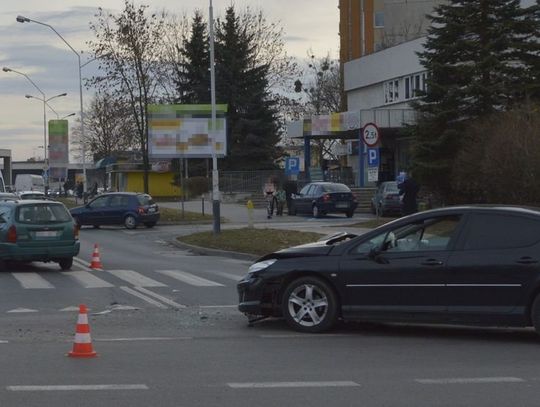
[159,207,215,222]
[177,228,324,256]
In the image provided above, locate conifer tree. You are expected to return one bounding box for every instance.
[412,0,540,199]
[215,6,280,170]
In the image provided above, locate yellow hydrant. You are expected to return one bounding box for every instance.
[246,199,254,228]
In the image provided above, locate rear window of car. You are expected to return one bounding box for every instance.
[16,203,72,224]
[322,184,351,193]
[385,182,399,192]
[137,194,155,205]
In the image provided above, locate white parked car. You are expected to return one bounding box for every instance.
[18,191,47,200]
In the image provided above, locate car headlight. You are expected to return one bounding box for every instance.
[247,258,277,276]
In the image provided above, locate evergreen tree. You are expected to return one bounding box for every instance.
[177,10,210,104]
[215,6,280,170]
[412,0,540,199]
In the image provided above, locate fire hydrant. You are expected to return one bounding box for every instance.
[246,199,254,228]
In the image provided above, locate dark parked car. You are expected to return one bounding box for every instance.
[238,206,540,334]
[0,199,79,270]
[371,181,401,216]
[70,192,159,229]
[289,182,357,218]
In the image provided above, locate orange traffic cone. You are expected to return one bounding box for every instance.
[89,243,103,270]
[68,304,97,358]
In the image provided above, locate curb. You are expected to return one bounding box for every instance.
[170,239,258,262]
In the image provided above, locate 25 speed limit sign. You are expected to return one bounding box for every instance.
[362,123,380,147]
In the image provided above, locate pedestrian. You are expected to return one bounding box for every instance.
[275,186,286,216]
[63,180,70,197]
[263,177,277,219]
[283,179,298,215]
[398,173,419,216]
[91,182,98,198]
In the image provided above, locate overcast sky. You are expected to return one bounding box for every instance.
[0,1,340,161]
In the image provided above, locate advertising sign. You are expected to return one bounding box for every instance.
[148,104,228,159]
[48,119,69,180]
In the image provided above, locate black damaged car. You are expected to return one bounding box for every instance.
[238,206,540,333]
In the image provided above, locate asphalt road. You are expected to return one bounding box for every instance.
[1,222,540,407]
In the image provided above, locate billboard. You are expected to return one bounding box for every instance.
[48,119,69,180]
[148,104,227,159]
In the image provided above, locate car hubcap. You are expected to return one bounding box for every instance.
[126,217,135,228]
[313,206,318,217]
[288,284,328,327]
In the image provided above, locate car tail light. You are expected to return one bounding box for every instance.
[137,206,145,215]
[74,225,80,240]
[322,194,331,202]
[7,225,16,243]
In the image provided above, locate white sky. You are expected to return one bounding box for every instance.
[0,1,340,161]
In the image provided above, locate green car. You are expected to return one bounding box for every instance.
[0,199,80,270]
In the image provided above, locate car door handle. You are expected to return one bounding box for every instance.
[516,257,539,265]
[421,259,444,266]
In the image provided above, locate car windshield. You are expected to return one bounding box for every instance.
[385,182,399,192]
[321,184,350,193]
[16,203,72,224]
[137,194,155,205]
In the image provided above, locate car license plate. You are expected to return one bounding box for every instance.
[35,231,57,238]
[336,202,349,208]
[148,207,156,213]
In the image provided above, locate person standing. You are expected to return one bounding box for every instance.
[283,179,298,215]
[275,186,286,216]
[398,173,419,216]
[263,177,277,219]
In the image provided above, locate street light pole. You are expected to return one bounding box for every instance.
[17,15,87,193]
[24,93,67,190]
[209,0,221,234]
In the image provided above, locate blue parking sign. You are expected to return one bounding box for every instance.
[367,148,379,167]
[285,157,300,175]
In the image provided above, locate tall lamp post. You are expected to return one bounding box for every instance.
[209,0,221,234]
[24,93,67,190]
[17,15,87,193]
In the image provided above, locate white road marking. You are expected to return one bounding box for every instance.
[155,270,224,287]
[73,257,92,270]
[7,308,38,313]
[132,286,186,309]
[0,340,8,343]
[119,286,168,309]
[62,271,114,288]
[7,384,149,391]
[107,270,166,287]
[415,377,525,384]
[95,337,191,342]
[11,273,54,289]
[59,306,81,312]
[199,305,237,308]
[209,271,243,281]
[227,381,360,389]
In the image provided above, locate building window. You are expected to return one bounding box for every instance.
[374,12,384,28]
[384,79,400,104]
[403,72,428,100]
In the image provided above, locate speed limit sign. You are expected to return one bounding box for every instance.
[362,123,380,147]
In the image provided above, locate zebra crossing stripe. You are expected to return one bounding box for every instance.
[132,286,186,309]
[155,270,224,287]
[106,270,166,287]
[61,271,114,288]
[119,286,168,309]
[11,273,54,289]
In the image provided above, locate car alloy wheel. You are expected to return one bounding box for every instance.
[124,215,137,229]
[282,276,338,333]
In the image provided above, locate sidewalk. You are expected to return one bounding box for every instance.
[158,198,374,236]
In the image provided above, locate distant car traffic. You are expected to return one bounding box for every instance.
[238,206,540,334]
[289,182,357,218]
[70,192,160,229]
[0,199,79,270]
[371,181,401,216]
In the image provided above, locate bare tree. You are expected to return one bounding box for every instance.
[71,91,138,161]
[86,1,167,193]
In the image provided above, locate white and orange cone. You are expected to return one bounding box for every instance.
[68,304,97,358]
[89,244,103,270]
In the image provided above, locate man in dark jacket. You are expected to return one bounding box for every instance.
[398,175,419,216]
